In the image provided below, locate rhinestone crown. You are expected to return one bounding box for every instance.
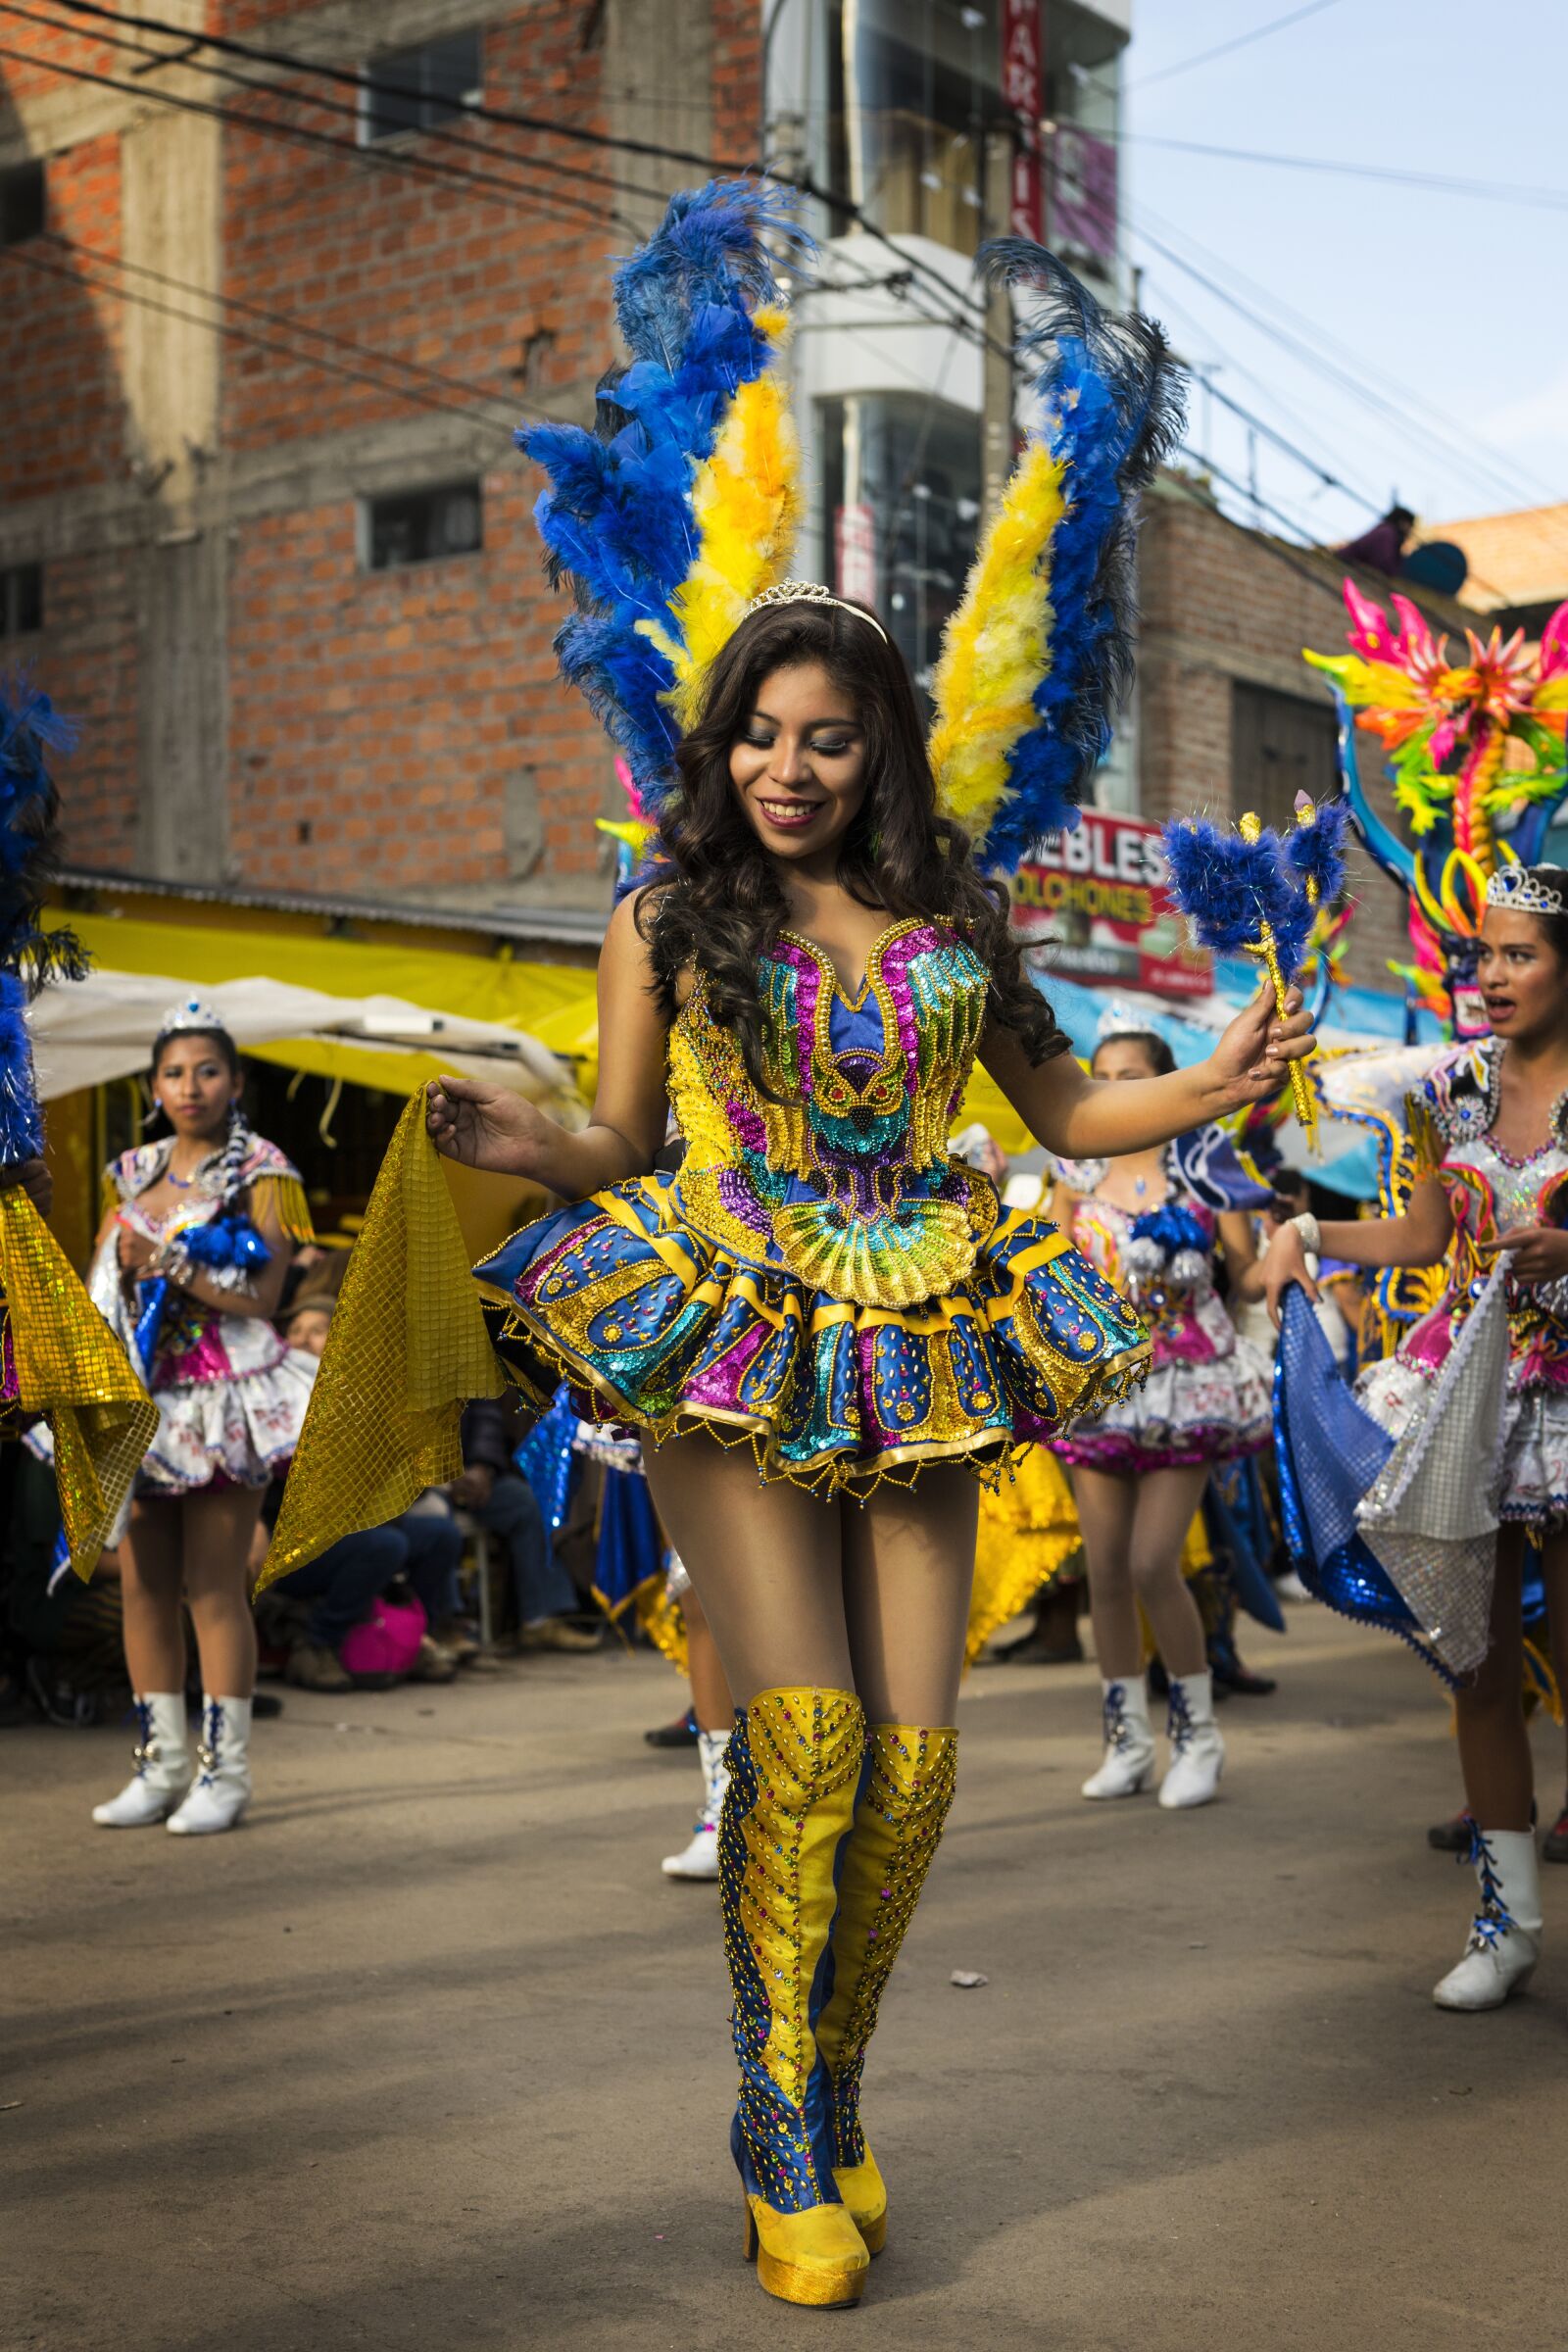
[744,579,890,645]
[1486,864,1568,918]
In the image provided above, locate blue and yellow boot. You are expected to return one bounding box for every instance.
[813,1724,959,2257]
[721,1687,871,2309]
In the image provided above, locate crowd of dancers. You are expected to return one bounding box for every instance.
[20,186,1566,2316]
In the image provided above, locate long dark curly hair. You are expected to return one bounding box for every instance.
[635,598,1064,1094]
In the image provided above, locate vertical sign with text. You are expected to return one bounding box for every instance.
[1002,0,1045,240]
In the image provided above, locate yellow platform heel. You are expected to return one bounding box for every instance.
[720,1688,871,2310]
[815,1723,960,2259]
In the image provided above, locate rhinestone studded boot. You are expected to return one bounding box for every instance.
[1082,1677,1156,1799]
[813,1723,958,2257]
[1433,1826,1542,2010]
[720,1688,870,2309]
[92,1693,191,1827]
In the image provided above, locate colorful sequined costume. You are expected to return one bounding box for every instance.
[84,1136,316,1495]
[1356,1040,1568,1528]
[1050,1141,1271,1474]
[477,919,1149,1490]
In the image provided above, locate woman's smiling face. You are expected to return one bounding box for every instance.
[728,662,868,868]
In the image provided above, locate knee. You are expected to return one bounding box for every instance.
[1456,1658,1523,1725]
[481,1474,535,1535]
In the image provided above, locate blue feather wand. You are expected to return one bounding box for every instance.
[1163,793,1345,1145]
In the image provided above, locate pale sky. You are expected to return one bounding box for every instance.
[1122,0,1568,559]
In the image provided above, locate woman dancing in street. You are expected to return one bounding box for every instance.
[270,196,1312,2308]
[1266,864,1568,2009]
[1051,1025,1273,1808]
[84,1002,313,1834]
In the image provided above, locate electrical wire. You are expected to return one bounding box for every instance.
[1127,0,1345,93]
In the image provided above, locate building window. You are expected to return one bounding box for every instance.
[819,393,981,701]
[0,160,45,247]
[1044,2,1123,282]
[363,482,483,571]
[826,0,993,256]
[0,563,42,638]
[1232,683,1340,838]
[360,30,482,145]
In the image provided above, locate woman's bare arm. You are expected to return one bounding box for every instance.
[1260,1178,1453,1321]
[979,978,1313,1161]
[427,891,672,1190]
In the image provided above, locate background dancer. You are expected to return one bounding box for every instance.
[1052,1026,1274,1809]
[1267,864,1568,2008]
[270,200,1312,2312]
[83,1004,314,1835]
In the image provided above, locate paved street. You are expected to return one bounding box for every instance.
[6,1607,1566,2352]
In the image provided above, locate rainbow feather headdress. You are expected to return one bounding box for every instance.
[929,243,1185,870]
[518,180,806,814]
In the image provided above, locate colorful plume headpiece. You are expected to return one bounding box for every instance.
[519,179,808,813]
[927,242,1185,871]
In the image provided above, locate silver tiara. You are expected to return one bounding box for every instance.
[155,995,226,1039]
[744,579,890,645]
[1096,997,1167,1046]
[1486,865,1567,918]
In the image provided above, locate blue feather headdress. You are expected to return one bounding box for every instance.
[0,679,87,1164]
[518,180,808,812]
[929,244,1186,869]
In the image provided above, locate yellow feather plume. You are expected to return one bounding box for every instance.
[636,311,803,730]
[927,439,1068,843]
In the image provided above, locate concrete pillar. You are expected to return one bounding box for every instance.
[604,0,714,237]
[118,9,228,882]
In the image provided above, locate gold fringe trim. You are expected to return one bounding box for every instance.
[253,1172,315,1246]
[259,1092,504,1592]
[0,1189,158,1581]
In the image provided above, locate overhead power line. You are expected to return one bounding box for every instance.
[1128,1,1345,93]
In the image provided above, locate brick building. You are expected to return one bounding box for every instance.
[0,0,761,933]
[1136,472,1479,1004]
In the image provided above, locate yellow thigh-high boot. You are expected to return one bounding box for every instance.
[812,1724,959,2255]
[721,1688,872,2309]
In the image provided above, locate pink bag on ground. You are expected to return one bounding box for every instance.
[340,1591,427,1681]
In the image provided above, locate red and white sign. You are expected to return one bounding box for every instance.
[1002,0,1045,240]
[1011,808,1213,1000]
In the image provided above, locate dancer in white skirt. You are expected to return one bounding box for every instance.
[1051,1025,1272,1809]
[1267,865,1568,2007]
[84,1001,314,1834]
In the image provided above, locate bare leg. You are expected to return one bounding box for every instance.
[1541,1533,1568,1800]
[181,1487,264,1699]
[682,1585,735,1734]
[641,1435,852,1703]
[1126,1466,1211,1680]
[1069,1465,1141,1679]
[1454,1530,1531,1831]
[120,1497,188,1692]
[840,1466,979,1725]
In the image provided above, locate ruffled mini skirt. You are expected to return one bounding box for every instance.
[475,1173,1149,1494]
[1051,1295,1272,1474]
[1356,1352,1568,1532]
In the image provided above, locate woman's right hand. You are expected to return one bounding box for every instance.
[117,1221,157,1274]
[1262,1221,1319,1327]
[426,1076,558,1178]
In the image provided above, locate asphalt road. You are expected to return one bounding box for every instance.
[6,1607,1565,2352]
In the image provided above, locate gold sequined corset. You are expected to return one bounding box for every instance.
[666,916,1000,1309]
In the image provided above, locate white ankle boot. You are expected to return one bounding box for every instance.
[1082,1679,1156,1799]
[93,1692,192,1827]
[166,1696,253,1836]
[1158,1671,1225,1810]
[662,1729,731,1879]
[1433,1826,1542,2010]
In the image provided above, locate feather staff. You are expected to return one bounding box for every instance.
[1163,796,1346,1144]
[929,243,1186,869]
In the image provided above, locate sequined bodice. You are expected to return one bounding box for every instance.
[1425,1039,1568,1263]
[666,917,1000,1308]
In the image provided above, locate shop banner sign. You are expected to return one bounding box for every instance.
[1011,808,1213,999]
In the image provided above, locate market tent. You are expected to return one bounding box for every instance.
[31,967,580,1113]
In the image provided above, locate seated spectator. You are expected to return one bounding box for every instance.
[457,1398,600,1653]
[256,1494,466,1692]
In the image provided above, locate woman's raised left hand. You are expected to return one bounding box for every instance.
[1204,980,1315,1111]
[1494,1225,1568,1284]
